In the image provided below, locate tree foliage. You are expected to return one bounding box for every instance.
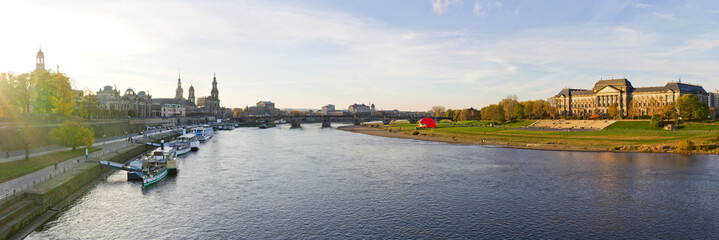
[677,94,709,120]
[428,105,447,117]
[232,108,244,117]
[608,103,619,118]
[457,108,480,121]
[480,104,505,122]
[50,120,95,150]
[78,94,99,118]
[650,114,663,129]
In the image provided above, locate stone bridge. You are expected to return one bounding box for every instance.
[233,112,431,128]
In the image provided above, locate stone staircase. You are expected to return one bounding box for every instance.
[0,196,41,239]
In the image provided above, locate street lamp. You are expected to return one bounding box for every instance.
[17,128,29,160]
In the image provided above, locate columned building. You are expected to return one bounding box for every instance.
[555,78,709,117]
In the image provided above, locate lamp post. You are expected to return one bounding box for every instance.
[17,128,29,160]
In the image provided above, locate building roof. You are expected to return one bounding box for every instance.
[555,88,590,97]
[663,82,707,94]
[632,87,665,93]
[592,78,632,92]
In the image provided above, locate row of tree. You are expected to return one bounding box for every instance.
[0,69,76,119]
[429,96,558,122]
[430,93,712,123]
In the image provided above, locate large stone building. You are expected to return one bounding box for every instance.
[96,86,153,117]
[246,101,280,117]
[555,78,709,117]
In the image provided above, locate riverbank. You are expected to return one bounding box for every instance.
[337,124,719,154]
[0,132,178,240]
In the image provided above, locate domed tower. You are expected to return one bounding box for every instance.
[188,84,195,105]
[175,71,184,99]
[35,47,45,71]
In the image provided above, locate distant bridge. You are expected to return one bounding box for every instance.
[232,112,433,128]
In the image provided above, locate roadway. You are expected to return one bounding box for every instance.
[0,128,176,164]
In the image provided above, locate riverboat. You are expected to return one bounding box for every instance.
[176,134,200,154]
[142,146,178,187]
[193,126,214,142]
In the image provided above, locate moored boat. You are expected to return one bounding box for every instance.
[142,146,178,187]
[176,134,199,154]
[193,125,214,142]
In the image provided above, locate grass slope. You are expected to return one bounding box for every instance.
[0,147,101,184]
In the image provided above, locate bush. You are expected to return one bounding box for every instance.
[650,114,663,129]
[676,140,696,152]
[412,131,420,135]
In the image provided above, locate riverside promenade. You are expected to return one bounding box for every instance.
[0,129,178,201]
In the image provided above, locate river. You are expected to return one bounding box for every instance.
[26,123,719,239]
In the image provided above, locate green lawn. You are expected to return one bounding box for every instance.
[604,121,719,131]
[382,121,719,151]
[603,121,656,131]
[0,147,101,184]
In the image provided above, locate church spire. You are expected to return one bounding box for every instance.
[35,46,45,71]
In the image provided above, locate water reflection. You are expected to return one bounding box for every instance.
[27,124,719,239]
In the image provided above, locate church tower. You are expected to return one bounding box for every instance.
[35,47,45,71]
[188,84,195,105]
[211,73,219,100]
[175,71,184,99]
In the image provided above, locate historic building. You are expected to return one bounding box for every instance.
[246,101,280,117]
[348,103,372,113]
[161,104,185,117]
[554,78,709,117]
[96,85,153,117]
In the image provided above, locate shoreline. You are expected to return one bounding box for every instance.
[337,125,715,155]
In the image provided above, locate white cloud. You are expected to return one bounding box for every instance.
[473,1,488,16]
[432,0,460,16]
[633,3,655,9]
[652,12,677,20]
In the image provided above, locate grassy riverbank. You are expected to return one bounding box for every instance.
[340,122,719,154]
[0,147,101,184]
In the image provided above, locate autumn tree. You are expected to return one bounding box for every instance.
[428,105,447,117]
[444,109,455,119]
[677,94,709,120]
[481,104,505,122]
[50,120,95,150]
[457,108,480,121]
[232,108,244,117]
[127,109,137,117]
[500,95,523,121]
[78,94,99,118]
[661,105,676,120]
[9,73,34,113]
[608,103,619,118]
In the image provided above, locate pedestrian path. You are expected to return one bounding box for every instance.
[0,130,177,201]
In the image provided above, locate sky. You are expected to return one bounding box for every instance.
[1,0,718,111]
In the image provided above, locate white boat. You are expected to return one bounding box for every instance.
[192,126,214,142]
[176,133,200,154]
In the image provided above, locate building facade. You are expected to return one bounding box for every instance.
[246,101,280,117]
[555,78,709,117]
[96,85,153,117]
[161,104,185,117]
[348,103,371,113]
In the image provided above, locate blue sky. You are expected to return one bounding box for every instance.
[1,0,718,111]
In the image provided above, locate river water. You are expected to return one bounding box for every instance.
[27,124,719,239]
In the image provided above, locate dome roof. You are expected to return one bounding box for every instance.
[138,91,146,96]
[103,85,113,91]
[124,88,136,96]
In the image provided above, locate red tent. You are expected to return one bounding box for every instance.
[418,118,437,128]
